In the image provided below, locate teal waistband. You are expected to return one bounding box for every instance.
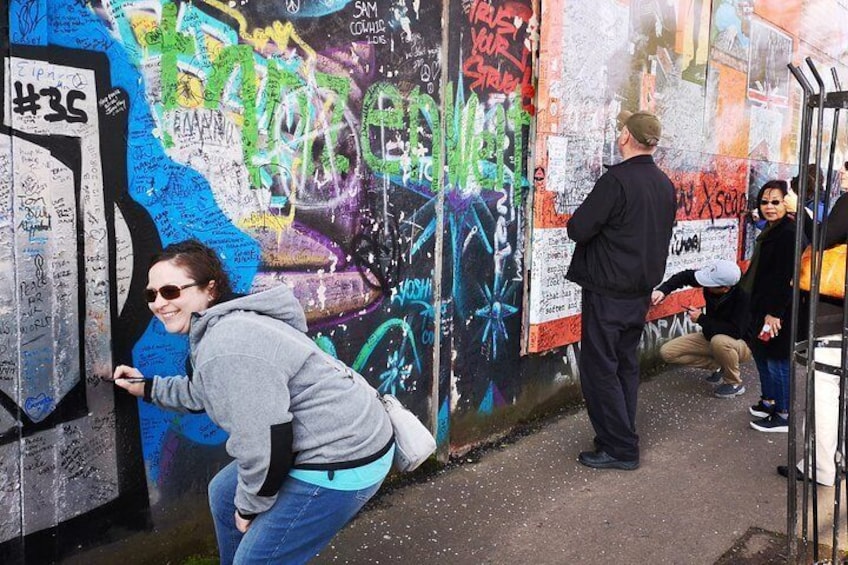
[289,445,394,491]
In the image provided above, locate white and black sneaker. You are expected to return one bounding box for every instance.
[749,400,774,419]
[714,383,745,398]
[750,413,788,433]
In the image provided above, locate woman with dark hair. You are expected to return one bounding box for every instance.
[741,180,796,433]
[111,239,394,564]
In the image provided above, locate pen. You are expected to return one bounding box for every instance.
[105,376,147,383]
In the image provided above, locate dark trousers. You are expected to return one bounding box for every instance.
[578,288,650,462]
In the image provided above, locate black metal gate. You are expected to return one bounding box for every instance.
[788,58,848,564]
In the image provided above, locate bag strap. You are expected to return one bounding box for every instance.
[291,436,394,472]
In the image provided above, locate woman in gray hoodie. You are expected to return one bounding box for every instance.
[112,239,394,564]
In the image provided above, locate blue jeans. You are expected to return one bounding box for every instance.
[209,461,383,564]
[753,352,791,414]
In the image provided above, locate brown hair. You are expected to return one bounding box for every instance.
[790,164,824,193]
[150,239,232,305]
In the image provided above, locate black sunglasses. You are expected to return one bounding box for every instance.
[760,199,783,206]
[145,281,203,303]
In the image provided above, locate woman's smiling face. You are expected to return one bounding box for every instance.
[759,187,788,224]
[147,260,215,334]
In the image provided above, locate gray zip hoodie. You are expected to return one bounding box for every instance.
[146,284,393,517]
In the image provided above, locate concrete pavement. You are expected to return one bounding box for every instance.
[315,362,811,565]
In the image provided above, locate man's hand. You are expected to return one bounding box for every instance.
[686,306,702,323]
[784,188,798,214]
[235,511,253,533]
[651,290,666,305]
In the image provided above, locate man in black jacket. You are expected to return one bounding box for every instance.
[652,260,751,398]
[566,110,676,471]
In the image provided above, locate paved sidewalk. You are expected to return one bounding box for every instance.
[315,363,796,565]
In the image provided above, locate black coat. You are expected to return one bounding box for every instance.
[803,192,848,249]
[566,154,676,298]
[744,216,796,357]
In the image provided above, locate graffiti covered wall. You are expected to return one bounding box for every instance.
[441,0,535,441]
[527,0,848,352]
[4,0,848,562]
[0,0,538,561]
[1,31,152,560]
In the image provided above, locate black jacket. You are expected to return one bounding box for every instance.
[566,154,676,298]
[802,192,848,250]
[656,270,750,340]
[743,216,796,356]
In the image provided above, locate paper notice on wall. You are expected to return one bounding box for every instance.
[528,227,580,324]
[524,218,741,352]
[545,135,568,192]
[663,218,739,278]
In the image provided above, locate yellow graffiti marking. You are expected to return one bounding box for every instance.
[237,208,296,237]
[130,14,158,48]
[204,35,225,63]
[237,186,297,239]
[176,72,204,107]
[227,110,244,127]
[200,0,317,63]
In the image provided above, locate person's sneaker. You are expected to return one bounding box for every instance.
[714,383,745,398]
[750,413,789,433]
[705,369,723,384]
[749,400,774,418]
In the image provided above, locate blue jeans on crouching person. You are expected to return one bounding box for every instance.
[209,458,387,564]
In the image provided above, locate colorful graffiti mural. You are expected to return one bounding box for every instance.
[5,0,848,562]
[444,0,534,419]
[1,0,535,560]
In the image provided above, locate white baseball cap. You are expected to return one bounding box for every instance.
[694,260,741,288]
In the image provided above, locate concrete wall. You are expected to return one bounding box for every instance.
[1,0,847,562]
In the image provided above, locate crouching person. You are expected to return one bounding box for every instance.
[111,240,394,565]
[651,260,752,398]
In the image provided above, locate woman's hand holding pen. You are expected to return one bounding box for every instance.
[109,365,146,397]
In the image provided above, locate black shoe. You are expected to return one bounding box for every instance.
[777,465,806,482]
[705,369,723,384]
[775,464,831,486]
[578,450,639,470]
